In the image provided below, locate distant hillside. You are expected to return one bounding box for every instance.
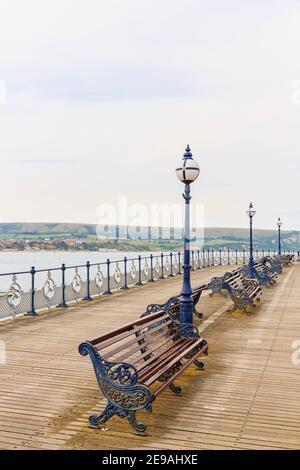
[0,223,299,250]
[0,223,96,237]
[202,227,300,251]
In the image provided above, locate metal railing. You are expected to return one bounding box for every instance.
[0,249,298,321]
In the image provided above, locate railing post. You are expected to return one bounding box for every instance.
[136,255,142,285]
[104,259,112,294]
[203,249,205,267]
[219,249,222,265]
[122,257,129,289]
[243,249,245,264]
[191,250,195,271]
[235,249,238,264]
[160,253,164,279]
[57,263,68,308]
[83,261,92,300]
[197,249,200,269]
[178,251,181,274]
[227,249,230,265]
[26,266,37,316]
[149,254,154,282]
[170,252,173,276]
[211,249,214,266]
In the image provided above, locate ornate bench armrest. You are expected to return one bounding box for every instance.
[141,296,179,318]
[79,341,153,415]
[207,276,224,293]
[222,281,252,302]
[79,341,139,386]
[208,272,233,289]
[243,278,259,289]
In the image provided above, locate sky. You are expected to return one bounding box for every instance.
[0,0,299,230]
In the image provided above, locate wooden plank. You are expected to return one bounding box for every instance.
[0,263,299,450]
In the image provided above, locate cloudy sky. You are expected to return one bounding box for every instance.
[0,0,299,230]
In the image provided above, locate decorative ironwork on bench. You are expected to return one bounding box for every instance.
[207,267,262,313]
[141,286,206,321]
[78,310,208,435]
[78,341,153,435]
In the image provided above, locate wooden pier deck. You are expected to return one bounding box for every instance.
[0,263,300,450]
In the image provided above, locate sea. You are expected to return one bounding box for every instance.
[0,250,163,291]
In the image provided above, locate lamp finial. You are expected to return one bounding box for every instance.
[183,145,193,160]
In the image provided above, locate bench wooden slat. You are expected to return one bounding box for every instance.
[107,327,177,364]
[136,336,188,374]
[152,339,208,397]
[90,310,169,346]
[93,312,170,350]
[101,319,173,360]
[139,339,192,382]
[130,335,185,370]
[143,336,207,387]
[118,334,183,365]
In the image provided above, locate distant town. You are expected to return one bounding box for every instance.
[0,236,183,252]
[0,223,299,252]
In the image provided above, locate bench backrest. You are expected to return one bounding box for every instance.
[143,284,207,319]
[224,270,243,285]
[89,311,180,373]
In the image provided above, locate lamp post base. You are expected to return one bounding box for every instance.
[247,257,256,279]
[247,267,256,279]
[245,266,270,286]
[179,298,194,324]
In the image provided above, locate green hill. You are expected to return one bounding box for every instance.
[0,223,298,251]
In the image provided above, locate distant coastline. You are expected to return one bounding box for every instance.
[0,239,183,253]
[0,223,299,251]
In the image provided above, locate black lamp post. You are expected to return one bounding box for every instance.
[176,145,200,324]
[246,202,256,278]
[277,217,282,255]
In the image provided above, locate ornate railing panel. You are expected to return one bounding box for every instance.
[0,249,297,321]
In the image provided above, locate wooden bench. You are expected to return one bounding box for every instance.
[140,284,207,320]
[279,254,294,266]
[253,258,277,285]
[262,256,283,275]
[207,269,262,313]
[78,311,208,435]
[237,258,276,287]
[207,269,240,297]
[263,254,294,275]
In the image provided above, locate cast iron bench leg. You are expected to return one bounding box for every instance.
[193,305,204,318]
[89,403,115,429]
[194,359,205,369]
[127,411,147,436]
[169,383,182,394]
